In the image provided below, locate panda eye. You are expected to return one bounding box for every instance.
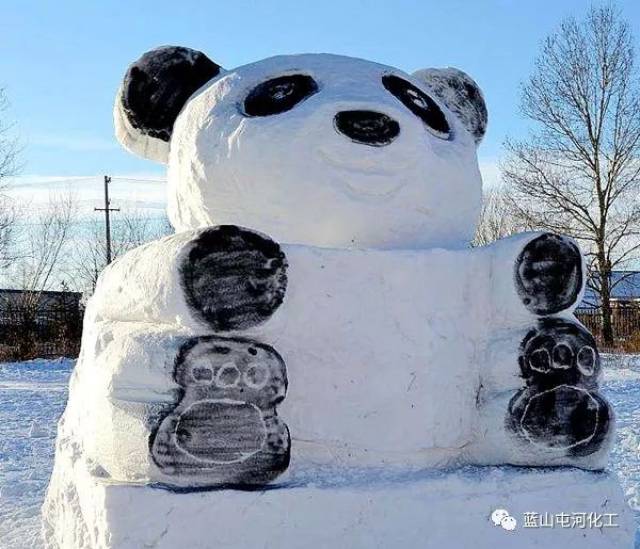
[382,74,451,139]
[244,74,319,117]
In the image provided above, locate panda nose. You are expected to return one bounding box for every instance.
[333,110,400,146]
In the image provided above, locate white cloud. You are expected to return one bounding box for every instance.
[3,174,167,214]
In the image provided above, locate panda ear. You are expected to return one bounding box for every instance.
[114,46,223,164]
[412,68,487,145]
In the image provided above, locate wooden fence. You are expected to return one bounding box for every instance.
[575,306,640,350]
[0,306,83,360]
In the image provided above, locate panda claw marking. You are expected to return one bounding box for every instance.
[507,318,612,457]
[151,336,290,487]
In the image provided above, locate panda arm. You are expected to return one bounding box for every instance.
[86,225,288,333]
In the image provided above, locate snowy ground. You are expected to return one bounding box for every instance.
[1,356,639,548]
[0,359,73,549]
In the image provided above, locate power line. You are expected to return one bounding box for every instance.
[7,176,99,187]
[110,177,166,183]
[10,216,169,228]
[9,175,166,188]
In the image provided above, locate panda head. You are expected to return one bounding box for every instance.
[115,46,487,250]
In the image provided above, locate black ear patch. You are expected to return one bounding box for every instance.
[412,68,487,144]
[121,46,221,143]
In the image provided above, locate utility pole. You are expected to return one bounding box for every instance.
[94,175,120,264]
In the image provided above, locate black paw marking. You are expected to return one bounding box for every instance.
[515,233,583,315]
[121,46,221,142]
[180,225,288,332]
[151,336,290,487]
[507,318,611,457]
[518,318,600,389]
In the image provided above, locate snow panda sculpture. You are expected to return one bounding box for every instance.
[48,47,615,498]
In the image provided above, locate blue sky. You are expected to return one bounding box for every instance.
[2,0,640,182]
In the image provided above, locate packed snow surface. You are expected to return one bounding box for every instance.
[0,359,73,549]
[0,355,639,547]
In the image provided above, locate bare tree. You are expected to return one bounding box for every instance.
[71,211,172,294]
[0,193,76,358]
[0,88,19,267]
[12,192,77,306]
[0,89,18,183]
[502,5,640,345]
[473,185,528,247]
[0,196,16,269]
[70,219,106,294]
[112,210,173,256]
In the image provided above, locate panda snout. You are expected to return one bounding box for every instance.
[333,110,400,147]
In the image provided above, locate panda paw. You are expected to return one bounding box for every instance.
[507,318,612,457]
[151,335,290,488]
[514,233,583,315]
[179,225,288,332]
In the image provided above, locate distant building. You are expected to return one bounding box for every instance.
[580,271,640,308]
[0,289,83,319]
[0,289,84,358]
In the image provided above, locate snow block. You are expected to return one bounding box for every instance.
[43,451,634,549]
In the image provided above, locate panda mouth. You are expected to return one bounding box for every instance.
[318,148,400,176]
[342,176,406,198]
[317,149,411,197]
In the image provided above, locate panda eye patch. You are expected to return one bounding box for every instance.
[382,75,451,139]
[244,74,319,117]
